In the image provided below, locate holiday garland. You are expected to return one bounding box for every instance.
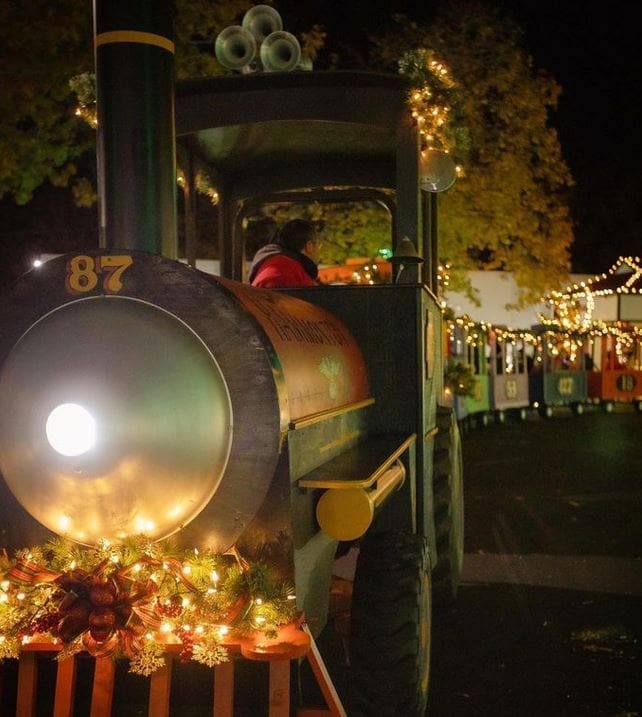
[444,359,476,397]
[399,48,470,162]
[0,537,296,676]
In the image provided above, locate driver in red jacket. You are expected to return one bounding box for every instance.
[249,219,321,288]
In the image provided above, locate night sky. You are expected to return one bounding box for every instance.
[501,0,641,272]
[278,0,641,273]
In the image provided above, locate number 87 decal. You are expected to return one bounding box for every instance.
[65,255,133,295]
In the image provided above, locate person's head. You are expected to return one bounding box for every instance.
[277,219,321,262]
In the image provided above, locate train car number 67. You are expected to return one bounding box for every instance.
[65,254,133,295]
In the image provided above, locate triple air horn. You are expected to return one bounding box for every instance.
[215,5,308,73]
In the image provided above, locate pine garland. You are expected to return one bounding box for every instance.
[0,537,296,675]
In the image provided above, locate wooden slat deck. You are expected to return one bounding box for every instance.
[2,626,346,717]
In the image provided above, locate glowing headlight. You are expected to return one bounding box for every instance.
[46,403,96,457]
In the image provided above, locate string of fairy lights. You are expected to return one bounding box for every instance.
[443,256,642,375]
[399,49,461,162]
[544,256,642,330]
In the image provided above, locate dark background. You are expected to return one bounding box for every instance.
[1,0,639,281]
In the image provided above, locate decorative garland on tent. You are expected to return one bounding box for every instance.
[0,537,296,676]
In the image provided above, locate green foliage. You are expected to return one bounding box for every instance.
[0,1,95,204]
[0,0,251,205]
[262,201,392,266]
[444,359,476,397]
[370,1,575,301]
[68,72,95,107]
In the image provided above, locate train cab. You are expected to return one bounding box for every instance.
[528,329,587,417]
[584,329,642,412]
[488,330,530,422]
[446,319,491,428]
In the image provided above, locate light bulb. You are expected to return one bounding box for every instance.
[45,403,96,457]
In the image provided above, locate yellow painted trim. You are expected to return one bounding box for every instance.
[95,31,175,54]
[319,430,362,456]
[289,397,375,430]
[425,425,439,440]
[298,433,416,490]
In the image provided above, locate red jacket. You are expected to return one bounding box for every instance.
[251,253,317,288]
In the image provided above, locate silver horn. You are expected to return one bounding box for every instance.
[242,5,283,43]
[260,31,302,72]
[215,25,257,71]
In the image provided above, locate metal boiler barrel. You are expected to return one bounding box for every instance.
[0,251,369,552]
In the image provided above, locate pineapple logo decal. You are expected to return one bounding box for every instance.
[319,356,342,399]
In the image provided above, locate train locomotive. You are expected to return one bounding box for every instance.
[0,3,464,714]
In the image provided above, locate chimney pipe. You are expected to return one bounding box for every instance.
[93,0,177,257]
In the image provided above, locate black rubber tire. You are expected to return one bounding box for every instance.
[349,532,431,717]
[432,407,465,606]
[538,404,553,418]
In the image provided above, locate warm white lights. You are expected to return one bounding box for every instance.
[45,403,96,457]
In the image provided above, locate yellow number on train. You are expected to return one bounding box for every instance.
[66,255,99,293]
[65,255,133,295]
[100,255,133,292]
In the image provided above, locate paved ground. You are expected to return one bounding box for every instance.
[427,407,642,716]
[315,407,642,716]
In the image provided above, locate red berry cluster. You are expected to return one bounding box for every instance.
[25,611,61,636]
[157,596,183,618]
[177,627,195,662]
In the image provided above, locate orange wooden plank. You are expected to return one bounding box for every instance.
[16,651,37,717]
[148,654,172,716]
[53,656,77,717]
[21,641,62,652]
[213,660,235,717]
[89,657,115,717]
[240,620,310,662]
[268,660,290,717]
[299,625,346,717]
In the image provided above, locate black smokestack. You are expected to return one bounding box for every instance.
[93,0,177,256]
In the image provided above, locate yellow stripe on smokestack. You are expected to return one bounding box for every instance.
[95,30,174,53]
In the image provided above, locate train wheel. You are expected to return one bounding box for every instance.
[516,407,528,421]
[432,407,465,606]
[495,410,506,424]
[477,412,490,428]
[538,404,553,419]
[635,400,642,413]
[603,401,614,413]
[349,532,431,717]
[572,402,585,416]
